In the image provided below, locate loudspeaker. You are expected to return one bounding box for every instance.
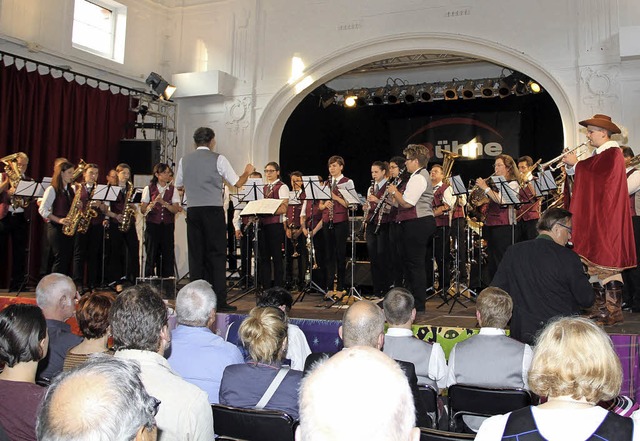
[118,139,161,175]
[345,261,372,287]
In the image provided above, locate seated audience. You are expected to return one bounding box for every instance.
[446,287,533,432]
[166,279,243,404]
[476,317,639,440]
[304,300,430,428]
[382,287,447,390]
[37,356,159,441]
[35,273,82,383]
[297,346,420,441]
[219,306,303,419]
[256,287,311,370]
[63,291,115,371]
[111,284,214,440]
[0,304,48,441]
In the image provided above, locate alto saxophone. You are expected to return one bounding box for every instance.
[62,185,84,236]
[77,185,99,235]
[118,183,136,232]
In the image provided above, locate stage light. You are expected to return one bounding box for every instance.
[404,86,417,103]
[356,89,370,107]
[498,80,512,98]
[461,81,475,99]
[344,95,357,107]
[145,72,176,100]
[528,80,542,93]
[372,88,386,105]
[387,87,401,104]
[514,78,527,96]
[444,82,458,100]
[418,85,434,102]
[480,80,495,98]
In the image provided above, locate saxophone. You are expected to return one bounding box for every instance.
[76,185,99,235]
[118,182,136,232]
[1,153,30,209]
[63,184,84,236]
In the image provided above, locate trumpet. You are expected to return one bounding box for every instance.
[539,142,588,171]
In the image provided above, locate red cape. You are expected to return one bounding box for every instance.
[570,147,636,270]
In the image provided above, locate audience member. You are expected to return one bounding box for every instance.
[382,287,447,390]
[304,300,430,428]
[446,287,532,432]
[476,317,638,440]
[0,304,48,441]
[63,291,115,371]
[110,284,214,441]
[219,307,303,419]
[256,287,311,370]
[491,207,593,344]
[297,346,420,441]
[166,279,243,404]
[35,273,82,382]
[37,356,159,441]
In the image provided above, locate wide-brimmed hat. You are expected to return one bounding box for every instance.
[578,114,621,134]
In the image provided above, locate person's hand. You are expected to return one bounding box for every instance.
[59,217,71,226]
[235,230,242,239]
[562,152,578,166]
[475,178,488,190]
[244,163,255,175]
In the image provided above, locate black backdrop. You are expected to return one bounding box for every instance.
[280,91,563,196]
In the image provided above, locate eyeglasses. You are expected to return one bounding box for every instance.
[556,223,572,234]
[264,169,277,173]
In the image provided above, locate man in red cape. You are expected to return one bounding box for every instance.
[563,114,635,325]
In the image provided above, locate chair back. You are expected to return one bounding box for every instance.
[420,428,476,441]
[212,404,297,441]
[418,385,439,428]
[448,384,533,432]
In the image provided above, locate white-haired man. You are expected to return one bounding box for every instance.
[35,273,82,383]
[166,279,244,403]
[37,356,158,441]
[297,346,419,441]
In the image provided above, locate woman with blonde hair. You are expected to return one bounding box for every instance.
[219,306,303,418]
[476,316,638,440]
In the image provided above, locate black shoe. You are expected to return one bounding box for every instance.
[218,304,238,312]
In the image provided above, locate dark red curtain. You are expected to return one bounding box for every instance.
[0,60,136,286]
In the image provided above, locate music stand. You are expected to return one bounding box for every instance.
[294,177,330,305]
[92,184,122,291]
[13,180,46,296]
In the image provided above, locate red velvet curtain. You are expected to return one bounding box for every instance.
[0,59,136,286]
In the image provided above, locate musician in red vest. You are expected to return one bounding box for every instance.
[141,163,181,278]
[621,146,640,313]
[387,156,410,291]
[516,156,541,242]
[285,171,307,290]
[429,164,455,292]
[388,144,436,312]
[259,161,289,289]
[319,156,353,299]
[365,161,391,297]
[39,161,76,275]
[71,163,104,292]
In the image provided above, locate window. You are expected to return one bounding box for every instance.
[72,0,127,64]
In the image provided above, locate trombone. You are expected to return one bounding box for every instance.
[539,142,588,172]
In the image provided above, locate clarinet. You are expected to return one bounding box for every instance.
[371,169,405,235]
[359,180,375,236]
[328,176,335,230]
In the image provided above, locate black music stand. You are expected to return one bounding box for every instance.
[92,184,122,292]
[296,177,330,305]
[494,176,521,245]
[13,180,45,296]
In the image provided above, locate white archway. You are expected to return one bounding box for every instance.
[253,32,576,159]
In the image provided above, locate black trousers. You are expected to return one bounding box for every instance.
[239,222,255,284]
[323,221,349,291]
[107,222,140,284]
[186,206,228,304]
[485,224,514,281]
[73,222,104,289]
[401,216,436,310]
[428,225,451,291]
[258,222,285,289]
[144,222,175,277]
[622,216,640,308]
[366,222,391,296]
[48,223,74,276]
[285,229,308,287]
[0,212,28,289]
[389,222,405,288]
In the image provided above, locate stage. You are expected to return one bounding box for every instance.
[1,287,638,400]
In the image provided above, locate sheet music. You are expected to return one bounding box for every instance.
[449,175,467,196]
[288,190,301,205]
[302,176,331,201]
[92,184,122,202]
[15,180,45,198]
[239,198,283,216]
[491,176,520,205]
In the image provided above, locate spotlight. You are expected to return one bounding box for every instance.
[344,95,357,108]
[404,86,417,103]
[145,72,176,100]
[444,82,458,100]
[356,89,370,107]
[138,105,149,117]
[514,79,527,96]
[387,87,401,104]
[418,85,434,102]
[372,88,386,105]
[480,80,495,98]
[528,80,542,93]
[498,74,516,98]
[461,81,475,99]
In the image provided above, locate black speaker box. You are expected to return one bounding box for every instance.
[346,261,373,288]
[118,139,161,175]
